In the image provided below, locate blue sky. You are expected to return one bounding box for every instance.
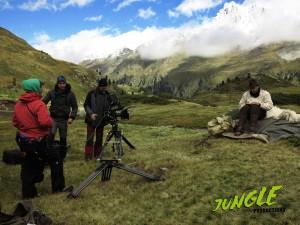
[1,0,299,63]
[0,0,242,42]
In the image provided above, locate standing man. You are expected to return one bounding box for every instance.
[235,79,273,135]
[84,78,114,160]
[13,78,65,199]
[43,75,78,159]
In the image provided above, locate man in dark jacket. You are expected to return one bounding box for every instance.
[13,78,65,199]
[43,75,78,159]
[84,78,114,160]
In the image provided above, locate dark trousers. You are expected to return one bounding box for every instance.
[238,104,266,130]
[48,119,68,159]
[17,138,65,199]
[85,125,104,158]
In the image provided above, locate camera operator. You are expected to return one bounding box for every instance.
[12,79,65,199]
[84,78,117,160]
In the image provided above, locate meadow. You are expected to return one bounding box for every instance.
[0,96,300,225]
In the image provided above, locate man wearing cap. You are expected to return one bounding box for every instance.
[83,78,115,160]
[235,79,273,136]
[43,75,78,159]
[13,79,65,198]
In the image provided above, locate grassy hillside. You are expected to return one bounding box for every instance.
[0,27,97,102]
[0,100,300,225]
[81,43,300,97]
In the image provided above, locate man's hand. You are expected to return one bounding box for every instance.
[91,114,98,121]
[68,118,73,125]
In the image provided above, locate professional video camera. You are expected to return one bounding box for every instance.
[67,94,162,199]
[103,95,129,124]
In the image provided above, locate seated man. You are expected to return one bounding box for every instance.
[235,79,273,135]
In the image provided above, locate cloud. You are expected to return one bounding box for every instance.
[113,0,157,11]
[19,0,94,11]
[84,14,103,22]
[168,10,179,18]
[169,0,223,17]
[0,0,13,10]
[33,32,51,44]
[138,7,156,19]
[114,0,140,11]
[60,0,94,8]
[19,0,50,11]
[33,0,300,62]
[33,27,169,63]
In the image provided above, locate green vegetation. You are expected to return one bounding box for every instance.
[1,27,300,225]
[124,101,234,128]
[83,42,300,97]
[1,97,300,225]
[0,27,97,101]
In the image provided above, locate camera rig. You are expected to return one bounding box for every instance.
[67,96,162,198]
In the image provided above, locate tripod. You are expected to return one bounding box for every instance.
[67,121,161,199]
[100,121,135,160]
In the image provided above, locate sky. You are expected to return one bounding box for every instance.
[1,0,300,63]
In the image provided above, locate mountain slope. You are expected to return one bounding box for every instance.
[0,27,97,101]
[81,43,300,97]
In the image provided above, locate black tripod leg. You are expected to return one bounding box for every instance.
[67,163,109,198]
[122,135,135,149]
[103,131,114,148]
[102,166,113,181]
[114,163,161,181]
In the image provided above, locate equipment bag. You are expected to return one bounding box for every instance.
[0,201,52,225]
[2,149,24,165]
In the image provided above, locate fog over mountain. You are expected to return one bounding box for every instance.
[33,0,300,63]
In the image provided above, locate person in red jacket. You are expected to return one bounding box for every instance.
[13,78,65,199]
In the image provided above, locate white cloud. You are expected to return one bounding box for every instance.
[169,0,223,17]
[113,0,157,11]
[33,27,168,63]
[114,0,140,11]
[60,0,94,8]
[0,0,13,10]
[168,10,179,18]
[19,0,50,11]
[84,14,103,22]
[19,0,94,11]
[138,7,156,19]
[33,0,300,62]
[33,32,51,44]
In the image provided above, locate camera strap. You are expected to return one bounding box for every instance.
[24,103,37,119]
[16,103,40,131]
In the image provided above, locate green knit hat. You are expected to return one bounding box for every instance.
[22,79,42,93]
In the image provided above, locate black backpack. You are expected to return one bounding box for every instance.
[0,201,52,225]
[2,149,24,165]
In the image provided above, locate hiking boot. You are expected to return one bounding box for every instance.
[234,126,243,136]
[248,126,256,134]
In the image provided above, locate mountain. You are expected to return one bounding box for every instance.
[80,43,300,97]
[0,27,97,101]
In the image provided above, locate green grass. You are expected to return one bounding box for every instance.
[0,27,97,101]
[1,99,300,225]
[125,101,235,128]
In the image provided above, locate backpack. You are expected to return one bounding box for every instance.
[0,201,52,225]
[2,149,24,165]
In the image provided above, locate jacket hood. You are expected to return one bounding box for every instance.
[22,79,41,93]
[19,92,41,103]
[54,83,71,93]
